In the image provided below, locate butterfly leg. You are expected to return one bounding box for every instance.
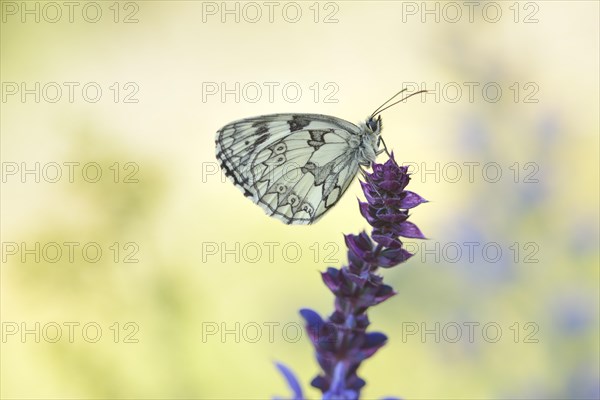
[359,165,369,179]
[359,165,388,199]
[378,137,391,157]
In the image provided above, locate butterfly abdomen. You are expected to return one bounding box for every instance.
[356,122,380,166]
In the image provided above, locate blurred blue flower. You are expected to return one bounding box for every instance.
[552,294,595,335]
[565,362,600,400]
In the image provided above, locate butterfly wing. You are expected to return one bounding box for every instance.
[215,114,364,224]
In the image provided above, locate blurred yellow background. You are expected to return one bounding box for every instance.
[1,1,598,399]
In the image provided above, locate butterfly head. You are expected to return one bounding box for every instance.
[366,115,382,134]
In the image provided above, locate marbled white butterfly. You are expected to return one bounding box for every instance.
[215,89,425,224]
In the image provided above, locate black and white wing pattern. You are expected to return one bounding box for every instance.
[215,114,373,224]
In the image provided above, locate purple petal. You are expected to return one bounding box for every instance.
[275,362,304,400]
[300,308,322,324]
[300,309,324,341]
[394,221,426,239]
[322,268,341,292]
[399,191,428,209]
[360,182,378,203]
[347,376,366,391]
[352,332,388,361]
[373,282,396,297]
[383,156,397,169]
[372,234,401,248]
[376,211,409,224]
[345,270,367,287]
[344,232,373,259]
[378,247,414,267]
[358,202,378,225]
[378,180,403,192]
[364,332,388,348]
[311,375,329,392]
[381,197,407,207]
[372,164,384,175]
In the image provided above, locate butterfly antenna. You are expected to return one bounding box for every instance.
[371,89,408,118]
[369,89,408,119]
[373,90,428,116]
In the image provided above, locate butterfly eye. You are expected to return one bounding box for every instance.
[367,118,378,131]
[277,184,287,193]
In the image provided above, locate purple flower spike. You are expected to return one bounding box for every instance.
[277,152,427,400]
[308,153,427,397]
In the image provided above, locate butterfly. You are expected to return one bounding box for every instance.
[215,89,425,225]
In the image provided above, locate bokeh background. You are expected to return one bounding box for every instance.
[1,1,598,399]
